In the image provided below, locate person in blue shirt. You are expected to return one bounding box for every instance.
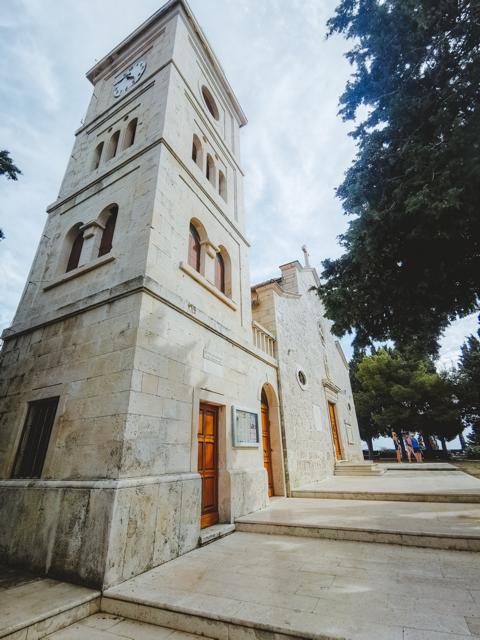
[410,433,423,463]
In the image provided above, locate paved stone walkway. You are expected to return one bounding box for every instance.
[103,530,480,640]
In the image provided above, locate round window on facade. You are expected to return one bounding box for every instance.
[202,86,219,120]
[296,368,308,389]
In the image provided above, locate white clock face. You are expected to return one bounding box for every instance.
[113,60,146,98]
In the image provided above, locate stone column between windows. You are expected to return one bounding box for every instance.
[79,220,105,265]
[201,239,219,285]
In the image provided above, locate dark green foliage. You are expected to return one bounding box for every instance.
[351,347,463,449]
[0,150,21,181]
[320,1,480,354]
[0,149,22,240]
[456,329,480,454]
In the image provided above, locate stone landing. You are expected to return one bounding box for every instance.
[292,465,480,503]
[101,531,480,640]
[236,497,480,551]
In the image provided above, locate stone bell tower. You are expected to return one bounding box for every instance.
[0,0,279,588]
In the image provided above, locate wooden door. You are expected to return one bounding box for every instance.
[261,391,274,497]
[198,403,219,528]
[328,401,343,460]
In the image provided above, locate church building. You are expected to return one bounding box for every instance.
[0,0,362,589]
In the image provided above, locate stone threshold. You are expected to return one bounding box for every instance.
[234,520,480,552]
[198,523,235,546]
[101,595,340,640]
[291,489,480,503]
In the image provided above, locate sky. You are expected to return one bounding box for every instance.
[0,0,477,373]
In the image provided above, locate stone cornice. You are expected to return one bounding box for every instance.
[2,275,277,370]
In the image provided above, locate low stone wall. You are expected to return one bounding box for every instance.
[0,472,200,589]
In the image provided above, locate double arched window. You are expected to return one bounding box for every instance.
[186,220,232,298]
[64,204,118,273]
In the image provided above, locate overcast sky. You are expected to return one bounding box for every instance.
[0,0,477,369]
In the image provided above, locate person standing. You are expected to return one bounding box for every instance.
[391,430,402,463]
[411,433,423,463]
[405,432,414,462]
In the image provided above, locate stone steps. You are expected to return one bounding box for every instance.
[198,523,235,546]
[291,488,480,503]
[101,595,337,640]
[234,519,480,552]
[334,462,384,476]
[0,574,99,640]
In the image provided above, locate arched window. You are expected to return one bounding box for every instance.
[98,206,118,257]
[215,252,225,293]
[66,228,84,272]
[201,86,219,120]
[105,130,120,161]
[92,142,104,170]
[218,170,226,200]
[192,134,202,168]
[216,246,232,297]
[123,118,137,149]
[206,154,215,186]
[188,223,201,272]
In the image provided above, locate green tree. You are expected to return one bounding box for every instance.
[320,0,480,354]
[0,149,22,240]
[456,331,480,454]
[349,348,383,458]
[351,348,463,457]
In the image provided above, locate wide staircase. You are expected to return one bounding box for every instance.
[3,463,480,640]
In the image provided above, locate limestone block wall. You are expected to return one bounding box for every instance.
[129,291,279,519]
[0,285,279,586]
[252,262,363,490]
[0,295,140,480]
[0,474,200,588]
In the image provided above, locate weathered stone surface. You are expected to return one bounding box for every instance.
[0,1,362,590]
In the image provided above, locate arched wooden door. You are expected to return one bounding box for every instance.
[198,403,219,528]
[261,390,274,497]
[328,401,343,460]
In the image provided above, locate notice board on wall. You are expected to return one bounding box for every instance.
[232,407,260,448]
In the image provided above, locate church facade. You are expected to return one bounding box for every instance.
[0,0,362,589]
